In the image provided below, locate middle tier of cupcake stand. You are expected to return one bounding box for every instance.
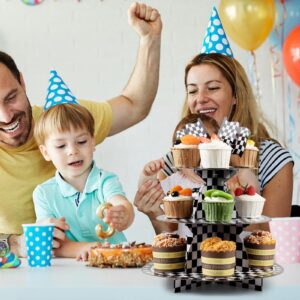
[142,168,283,293]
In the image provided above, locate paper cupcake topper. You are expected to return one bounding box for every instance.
[44,70,78,111]
[201,6,233,58]
[176,118,209,140]
[218,118,250,156]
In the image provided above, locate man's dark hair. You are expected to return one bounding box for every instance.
[0,51,21,83]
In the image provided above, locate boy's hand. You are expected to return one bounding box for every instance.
[143,158,164,176]
[76,242,96,262]
[38,217,69,249]
[104,205,129,232]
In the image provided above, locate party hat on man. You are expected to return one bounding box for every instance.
[44,70,78,110]
[201,6,233,57]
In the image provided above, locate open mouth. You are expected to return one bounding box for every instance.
[197,108,217,114]
[0,120,20,133]
[68,160,83,167]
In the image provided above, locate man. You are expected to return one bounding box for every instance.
[0,2,162,256]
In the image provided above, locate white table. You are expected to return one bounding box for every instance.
[0,258,299,300]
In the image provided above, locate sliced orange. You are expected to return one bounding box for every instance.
[179,188,192,196]
[180,135,201,145]
[170,185,183,193]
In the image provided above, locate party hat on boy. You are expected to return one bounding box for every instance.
[201,6,233,58]
[44,70,78,110]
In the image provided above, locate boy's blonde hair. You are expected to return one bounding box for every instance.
[34,103,94,145]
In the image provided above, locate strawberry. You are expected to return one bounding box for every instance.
[246,185,256,196]
[234,187,244,196]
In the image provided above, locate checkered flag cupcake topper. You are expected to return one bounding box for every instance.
[232,127,251,156]
[175,118,209,140]
[218,118,251,155]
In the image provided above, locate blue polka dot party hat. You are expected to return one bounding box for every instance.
[44,70,78,110]
[201,6,233,58]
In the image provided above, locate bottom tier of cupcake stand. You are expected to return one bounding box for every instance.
[142,216,283,293]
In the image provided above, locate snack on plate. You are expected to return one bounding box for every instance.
[163,185,193,219]
[202,189,234,222]
[234,185,265,218]
[199,136,232,169]
[230,139,258,168]
[244,230,276,270]
[88,242,153,268]
[171,135,201,168]
[200,237,236,277]
[152,233,186,273]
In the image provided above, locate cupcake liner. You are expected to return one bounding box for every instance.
[200,149,231,169]
[201,250,236,277]
[153,244,186,272]
[244,242,276,269]
[230,149,258,168]
[172,148,200,168]
[235,198,265,218]
[203,202,234,222]
[163,199,193,219]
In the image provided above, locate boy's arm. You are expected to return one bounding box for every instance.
[54,240,97,258]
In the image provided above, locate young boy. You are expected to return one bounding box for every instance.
[33,103,134,260]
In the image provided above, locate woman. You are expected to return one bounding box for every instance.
[134,53,294,234]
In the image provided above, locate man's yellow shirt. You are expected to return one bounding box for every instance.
[0,100,112,234]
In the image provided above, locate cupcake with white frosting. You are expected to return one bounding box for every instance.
[199,138,232,169]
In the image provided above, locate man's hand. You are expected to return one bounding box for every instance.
[38,217,69,249]
[128,2,162,38]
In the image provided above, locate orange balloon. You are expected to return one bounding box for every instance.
[219,0,275,51]
[283,25,300,87]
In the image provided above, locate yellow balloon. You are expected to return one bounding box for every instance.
[219,0,275,51]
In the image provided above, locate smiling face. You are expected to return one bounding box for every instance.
[0,64,32,148]
[186,64,236,125]
[39,126,95,185]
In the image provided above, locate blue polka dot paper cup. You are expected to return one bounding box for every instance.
[22,224,54,267]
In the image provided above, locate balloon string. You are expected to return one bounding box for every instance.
[249,50,261,102]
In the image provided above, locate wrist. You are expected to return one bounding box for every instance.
[147,208,164,221]
[8,234,26,257]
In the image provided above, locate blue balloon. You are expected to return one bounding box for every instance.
[269,0,300,49]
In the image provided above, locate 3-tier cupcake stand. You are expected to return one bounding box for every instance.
[142,167,283,293]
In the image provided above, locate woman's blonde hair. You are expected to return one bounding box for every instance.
[34,103,94,145]
[181,53,273,147]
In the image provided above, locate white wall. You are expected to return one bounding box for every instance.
[0,0,298,243]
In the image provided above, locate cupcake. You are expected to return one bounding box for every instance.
[202,189,234,223]
[230,140,258,168]
[152,233,186,273]
[199,138,232,169]
[163,186,193,219]
[200,237,236,277]
[244,230,276,270]
[171,135,201,168]
[234,185,265,218]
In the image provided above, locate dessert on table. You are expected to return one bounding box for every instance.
[163,185,193,219]
[244,230,276,270]
[234,185,266,218]
[152,233,186,273]
[200,237,236,277]
[88,241,153,268]
[202,189,234,222]
[230,139,259,168]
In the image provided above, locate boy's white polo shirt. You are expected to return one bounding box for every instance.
[33,162,127,244]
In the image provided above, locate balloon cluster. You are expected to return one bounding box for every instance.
[218,0,300,87]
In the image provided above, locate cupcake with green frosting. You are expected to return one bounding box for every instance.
[202,189,234,222]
